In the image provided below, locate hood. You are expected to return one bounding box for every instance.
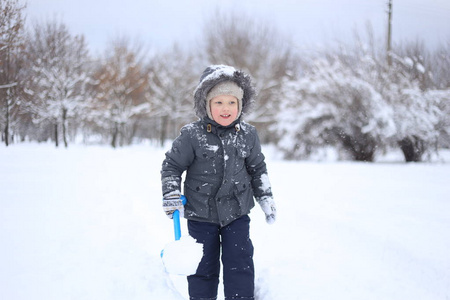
[193,65,256,119]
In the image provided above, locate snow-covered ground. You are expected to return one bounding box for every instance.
[1,143,449,300]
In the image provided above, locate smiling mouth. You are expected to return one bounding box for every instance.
[221,114,231,118]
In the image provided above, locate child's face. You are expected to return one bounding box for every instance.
[210,95,239,126]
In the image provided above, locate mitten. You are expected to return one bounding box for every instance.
[258,197,277,224]
[163,194,184,219]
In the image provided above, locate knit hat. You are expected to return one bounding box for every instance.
[205,81,244,120]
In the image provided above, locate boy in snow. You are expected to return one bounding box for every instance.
[161,65,276,300]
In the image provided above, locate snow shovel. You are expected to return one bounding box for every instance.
[161,195,203,275]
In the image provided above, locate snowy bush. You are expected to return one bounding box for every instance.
[275,41,448,162]
[381,53,444,161]
[276,58,395,161]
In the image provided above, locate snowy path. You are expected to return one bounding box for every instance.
[1,144,449,300]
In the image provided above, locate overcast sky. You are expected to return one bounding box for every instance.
[26,0,450,55]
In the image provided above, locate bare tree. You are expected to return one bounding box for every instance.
[91,37,149,148]
[200,12,300,143]
[147,44,198,145]
[0,0,26,146]
[386,0,393,66]
[430,40,450,89]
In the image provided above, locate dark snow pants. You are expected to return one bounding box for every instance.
[187,215,255,300]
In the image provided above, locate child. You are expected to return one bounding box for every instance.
[161,65,276,300]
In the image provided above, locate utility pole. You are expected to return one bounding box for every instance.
[387,0,393,66]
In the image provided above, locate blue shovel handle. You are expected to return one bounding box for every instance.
[173,195,187,241]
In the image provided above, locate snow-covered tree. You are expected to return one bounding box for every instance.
[381,50,443,161]
[432,89,450,148]
[23,19,91,147]
[147,44,198,145]
[90,38,149,148]
[0,0,25,146]
[429,42,450,148]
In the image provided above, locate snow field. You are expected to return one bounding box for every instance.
[0,143,449,300]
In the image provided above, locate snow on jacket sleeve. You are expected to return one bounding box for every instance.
[245,127,273,202]
[161,126,195,197]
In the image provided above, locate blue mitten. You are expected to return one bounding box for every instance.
[162,194,184,219]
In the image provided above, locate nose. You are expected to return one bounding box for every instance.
[222,103,231,111]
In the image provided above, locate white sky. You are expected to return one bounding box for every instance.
[26,0,450,55]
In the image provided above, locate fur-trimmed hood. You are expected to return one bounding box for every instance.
[194,65,256,119]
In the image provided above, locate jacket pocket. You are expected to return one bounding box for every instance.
[233,180,254,214]
[184,178,213,219]
[184,177,212,195]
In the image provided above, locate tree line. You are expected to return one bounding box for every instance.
[1,0,449,161]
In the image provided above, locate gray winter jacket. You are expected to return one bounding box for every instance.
[161,65,273,226]
[161,118,272,226]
